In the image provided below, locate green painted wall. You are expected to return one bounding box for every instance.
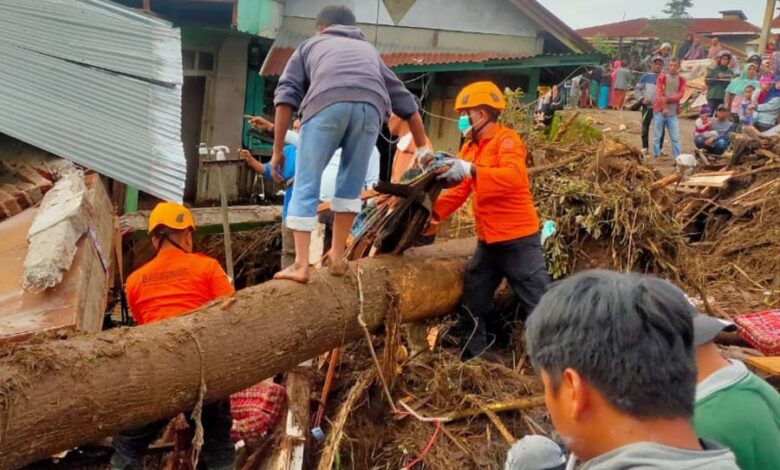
[237,0,279,37]
[180,25,226,49]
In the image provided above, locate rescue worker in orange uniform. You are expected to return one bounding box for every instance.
[430,81,549,360]
[111,202,235,470]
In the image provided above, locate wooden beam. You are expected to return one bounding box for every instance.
[122,205,281,235]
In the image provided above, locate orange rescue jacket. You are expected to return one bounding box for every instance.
[126,247,234,325]
[432,125,539,244]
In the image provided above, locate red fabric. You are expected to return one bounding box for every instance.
[734,310,780,356]
[613,89,627,108]
[230,381,286,446]
[653,73,688,114]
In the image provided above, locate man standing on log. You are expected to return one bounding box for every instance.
[270,5,431,284]
[111,202,235,470]
[426,81,549,360]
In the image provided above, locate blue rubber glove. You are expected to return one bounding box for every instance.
[437,160,472,184]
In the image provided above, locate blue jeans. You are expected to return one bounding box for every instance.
[652,112,681,157]
[286,102,380,232]
[694,135,730,156]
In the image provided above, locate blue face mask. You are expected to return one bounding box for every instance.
[457,114,472,133]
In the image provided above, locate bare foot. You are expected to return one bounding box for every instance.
[325,252,348,277]
[273,263,310,284]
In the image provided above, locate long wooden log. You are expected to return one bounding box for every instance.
[0,239,476,469]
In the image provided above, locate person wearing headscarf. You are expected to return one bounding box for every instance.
[678,33,694,60]
[706,51,735,114]
[684,39,705,60]
[707,37,724,60]
[725,63,760,113]
[753,76,780,132]
[757,75,772,105]
[645,42,673,71]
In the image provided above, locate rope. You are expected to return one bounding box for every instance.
[355,262,397,413]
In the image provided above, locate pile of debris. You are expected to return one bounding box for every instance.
[671,129,780,315]
[530,130,689,280]
[299,116,780,469]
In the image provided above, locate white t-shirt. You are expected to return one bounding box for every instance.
[284,130,380,203]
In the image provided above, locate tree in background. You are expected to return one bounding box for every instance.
[663,0,694,19]
[591,33,615,57]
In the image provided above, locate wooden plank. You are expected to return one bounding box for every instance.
[122,205,281,234]
[75,174,114,333]
[679,174,734,188]
[745,356,780,376]
[0,174,113,342]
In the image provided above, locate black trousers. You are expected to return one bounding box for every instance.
[641,104,665,150]
[458,233,550,360]
[111,400,235,470]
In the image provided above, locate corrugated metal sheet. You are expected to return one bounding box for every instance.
[260,29,529,76]
[0,0,185,201]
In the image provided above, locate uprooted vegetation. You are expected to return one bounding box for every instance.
[304,113,779,469]
[17,112,780,470]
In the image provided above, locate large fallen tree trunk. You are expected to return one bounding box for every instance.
[0,238,476,469]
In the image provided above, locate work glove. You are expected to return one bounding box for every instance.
[414,146,435,168]
[437,159,472,184]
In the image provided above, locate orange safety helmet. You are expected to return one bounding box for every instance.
[148,201,195,234]
[455,81,506,112]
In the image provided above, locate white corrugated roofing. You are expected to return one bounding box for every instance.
[0,0,185,201]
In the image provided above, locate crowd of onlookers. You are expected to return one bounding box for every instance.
[537,36,780,159]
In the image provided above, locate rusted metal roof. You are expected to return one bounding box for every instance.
[259,30,530,76]
[577,18,760,39]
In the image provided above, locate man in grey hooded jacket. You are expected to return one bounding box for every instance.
[270,5,431,284]
[525,270,739,470]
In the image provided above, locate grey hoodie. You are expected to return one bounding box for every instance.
[579,441,738,470]
[274,25,417,123]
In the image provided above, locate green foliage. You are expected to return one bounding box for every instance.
[498,87,528,130]
[663,0,694,19]
[591,33,615,57]
[644,18,688,47]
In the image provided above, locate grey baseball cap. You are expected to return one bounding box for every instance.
[505,435,566,470]
[693,314,736,346]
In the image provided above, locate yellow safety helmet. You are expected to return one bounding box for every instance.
[455,81,506,112]
[148,201,195,234]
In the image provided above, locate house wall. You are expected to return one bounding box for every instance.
[212,36,250,150]
[280,16,539,55]
[283,0,539,37]
[181,28,250,202]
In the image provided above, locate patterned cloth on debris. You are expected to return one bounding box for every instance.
[734,310,780,356]
[230,381,286,446]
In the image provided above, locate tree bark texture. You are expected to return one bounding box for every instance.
[0,238,476,469]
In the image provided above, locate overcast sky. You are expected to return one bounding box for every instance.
[537,0,767,30]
